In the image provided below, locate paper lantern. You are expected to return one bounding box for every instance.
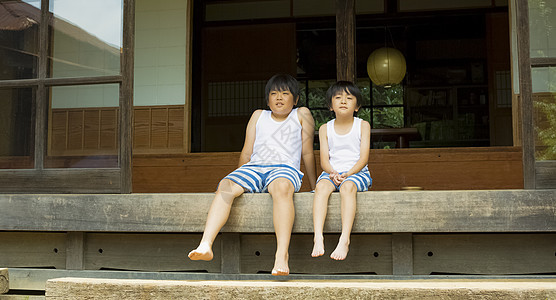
[367,47,407,87]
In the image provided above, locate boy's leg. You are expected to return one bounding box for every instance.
[188,179,245,261]
[330,181,357,261]
[312,179,335,257]
[267,178,295,276]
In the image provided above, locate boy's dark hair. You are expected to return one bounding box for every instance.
[265,74,300,103]
[325,81,363,109]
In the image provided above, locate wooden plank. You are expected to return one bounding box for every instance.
[240,234,392,275]
[536,161,556,189]
[43,277,556,299]
[0,79,39,88]
[1,190,554,233]
[0,169,120,193]
[221,233,241,274]
[43,76,123,87]
[0,232,66,269]
[133,109,151,149]
[335,0,356,82]
[120,0,135,194]
[392,233,413,275]
[34,0,49,171]
[44,156,118,169]
[67,111,83,151]
[530,57,556,67]
[151,108,168,149]
[516,0,535,188]
[413,234,556,275]
[49,111,67,155]
[65,232,85,270]
[100,109,118,150]
[132,147,523,192]
[83,233,220,272]
[184,0,193,153]
[168,107,184,149]
[83,110,100,150]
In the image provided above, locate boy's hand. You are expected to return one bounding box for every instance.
[329,170,339,183]
[330,171,344,186]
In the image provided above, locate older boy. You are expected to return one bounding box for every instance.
[188,74,316,276]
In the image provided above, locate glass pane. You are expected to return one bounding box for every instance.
[135,0,188,108]
[529,0,556,58]
[46,84,119,168]
[372,107,404,129]
[0,0,40,80]
[307,79,335,108]
[48,0,123,78]
[311,109,333,130]
[373,84,404,106]
[0,87,34,169]
[532,67,556,161]
[311,108,333,150]
[356,78,371,106]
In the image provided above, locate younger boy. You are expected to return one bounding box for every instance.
[189,74,317,276]
[311,81,372,260]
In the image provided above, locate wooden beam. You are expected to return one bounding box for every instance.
[392,233,413,275]
[0,169,121,193]
[221,233,241,274]
[1,190,554,233]
[535,161,556,189]
[66,232,85,270]
[120,0,136,193]
[530,57,556,67]
[336,0,356,82]
[515,0,535,189]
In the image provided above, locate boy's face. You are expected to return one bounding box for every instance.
[330,90,359,116]
[268,89,298,117]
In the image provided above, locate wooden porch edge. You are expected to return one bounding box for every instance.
[0,189,554,233]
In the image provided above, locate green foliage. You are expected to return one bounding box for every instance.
[534,95,556,160]
[372,84,404,106]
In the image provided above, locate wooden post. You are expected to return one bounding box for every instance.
[220,233,241,274]
[336,0,356,82]
[120,0,135,193]
[392,233,413,275]
[66,232,85,270]
[515,0,535,189]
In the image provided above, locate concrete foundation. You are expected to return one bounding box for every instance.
[45,277,556,299]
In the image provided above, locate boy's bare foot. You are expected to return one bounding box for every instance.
[271,253,290,276]
[188,242,213,261]
[311,236,325,257]
[330,240,349,260]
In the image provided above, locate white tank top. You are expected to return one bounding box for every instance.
[327,117,364,173]
[249,108,302,170]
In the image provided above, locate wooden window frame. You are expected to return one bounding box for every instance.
[0,0,135,193]
[515,0,556,189]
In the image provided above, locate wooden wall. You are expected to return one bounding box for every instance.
[133,146,524,192]
[48,105,186,156]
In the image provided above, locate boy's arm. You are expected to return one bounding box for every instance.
[298,107,317,190]
[318,124,335,174]
[238,110,262,167]
[344,120,371,177]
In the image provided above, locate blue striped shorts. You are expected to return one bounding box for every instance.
[317,166,372,192]
[223,164,304,193]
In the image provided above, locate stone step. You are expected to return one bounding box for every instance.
[0,269,8,294]
[0,296,44,300]
[45,277,556,299]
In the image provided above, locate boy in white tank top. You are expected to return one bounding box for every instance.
[188,74,317,276]
[311,81,372,260]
